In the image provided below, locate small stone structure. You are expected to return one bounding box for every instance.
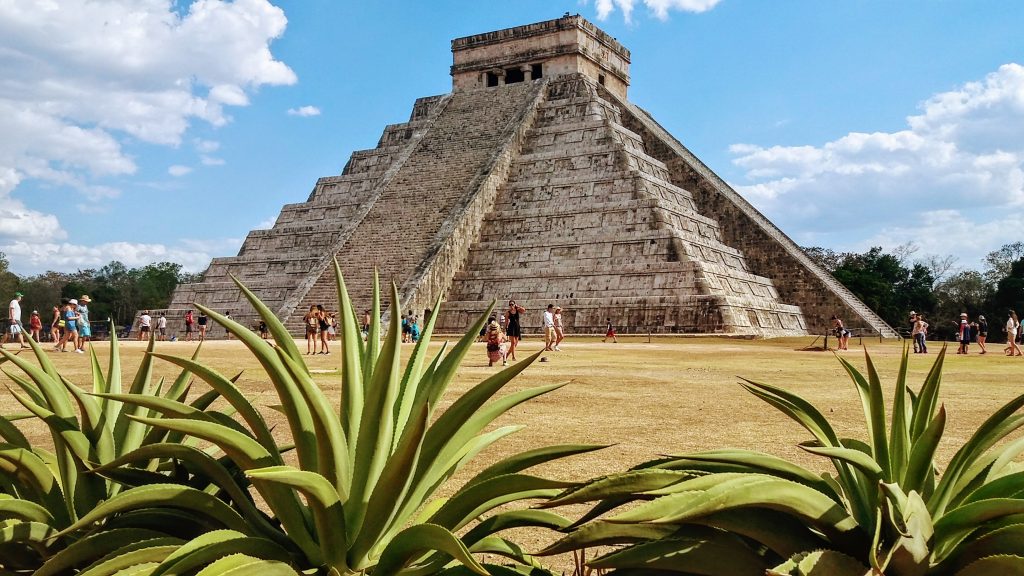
[159,15,896,339]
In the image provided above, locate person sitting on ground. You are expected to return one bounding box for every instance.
[484,316,506,367]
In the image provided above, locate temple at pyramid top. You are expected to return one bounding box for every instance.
[451,14,630,100]
[158,15,897,340]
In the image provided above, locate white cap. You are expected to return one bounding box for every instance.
[68,299,78,305]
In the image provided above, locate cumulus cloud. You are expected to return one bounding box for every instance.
[168,165,193,177]
[0,0,295,247]
[287,105,321,117]
[1,238,236,275]
[729,63,1024,265]
[594,0,722,21]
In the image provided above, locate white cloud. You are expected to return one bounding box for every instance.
[729,63,1024,265]
[253,216,278,230]
[168,165,193,177]
[0,0,295,236]
[194,139,221,154]
[1,239,223,275]
[287,105,321,117]
[200,155,226,166]
[592,0,722,21]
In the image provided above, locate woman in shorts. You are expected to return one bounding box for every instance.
[505,300,525,361]
[197,312,208,342]
[316,305,330,355]
[50,305,61,343]
[553,306,565,350]
[303,305,318,355]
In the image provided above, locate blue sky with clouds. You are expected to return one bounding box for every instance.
[2,0,1022,275]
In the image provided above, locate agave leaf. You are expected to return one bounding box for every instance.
[419,303,494,415]
[0,520,61,550]
[466,444,607,489]
[348,280,406,539]
[55,483,252,537]
[0,413,30,448]
[539,521,680,555]
[149,353,277,457]
[800,444,883,481]
[902,405,946,497]
[127,415,273,469]
[890,345,913,483]
[696,507,832,560]
[428,474,575,532]
[393,291,445,448]
[347,404,429,569]
[462,510,572,548]
[660,449,840,499]
[0,446,70,526]
[909,346,947,442]
[275,347,350,499]
[467,536,542,567]
[0,496,54,523]
[60,376,116,466]
[837,351,890,480]
[334,261,365,452]
[963,471,1024,504]
[954,554,1024,575]
[229,274,306,373]
[372,523,488,576]
[104,321,123,425]
[768,549,872,576]
[939,523,1024,574]
[194,554,300,576]
[544,469,698,507]
[589,528,768,574]
[77,540,181,576]
[194,303,318,472]
[932,389,1024,517]
[113,336,158,457]
[365,269,382,378]
[150,529,292,576]
[246,466,346,571]
[933,499,1024,562]
[880,486,932,576]
[36,528,177,576]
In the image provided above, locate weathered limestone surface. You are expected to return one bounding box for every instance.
[158,15,894,339]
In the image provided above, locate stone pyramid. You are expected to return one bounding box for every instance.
[164,15,896,339]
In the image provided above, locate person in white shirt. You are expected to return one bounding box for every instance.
[1007,311,1022,357]
[543,304,556,351]
[157,313,168,341]
[7,291,27,349]
[138,311,152,341]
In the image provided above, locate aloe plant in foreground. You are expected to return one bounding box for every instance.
[542,347,1024,575]
[0,326,241,573]
[45,262,596,575]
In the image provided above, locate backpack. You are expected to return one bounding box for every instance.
[486,330,501,351]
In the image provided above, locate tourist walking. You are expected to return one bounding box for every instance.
[912,314,928,354]
[197,311,208,342]
[303,305,318,355]
[484,316,506,367]
[76,295,92,351]
[137,311,152,341]
[543,304,556,351]
[553,306,564,350]
[184,310,195,341]
[29,310,42,342]
[505,300,525,361]
[316,305,330,354]
[603,317,618,343]
[956,313,971,354]
[59,300,82,353]
[7,291,27,350]
[831,315,849,350]
[1007,311,1022,357]
[976,315,988,354]
[49,305,61,343]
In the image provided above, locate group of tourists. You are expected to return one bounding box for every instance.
[401,311,421,343]
[909,310,1023,357]
[482,300,571,367]
[302,304,336,355]
[3,291,96,354]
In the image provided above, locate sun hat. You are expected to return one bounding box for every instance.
[80,295,91,303]
[960,313,968,318]
[69,299,78,305]
[31,310,38,315]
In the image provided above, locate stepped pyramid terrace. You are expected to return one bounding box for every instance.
[161,15,896,339]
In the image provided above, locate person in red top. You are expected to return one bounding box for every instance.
[29,310,43,342]
[184,310,195,341]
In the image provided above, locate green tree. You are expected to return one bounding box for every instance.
[831,247,937,329]
[932,270,990,340]
[983,241,1024,284]
[988,257,1024,342]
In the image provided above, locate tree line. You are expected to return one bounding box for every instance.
[803,241,1024,341]
[0,254,200,330]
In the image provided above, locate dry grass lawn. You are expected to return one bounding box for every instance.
[3,333,1022,568]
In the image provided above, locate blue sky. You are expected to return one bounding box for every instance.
[2,0,1023,276]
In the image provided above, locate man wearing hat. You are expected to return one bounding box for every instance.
[6,292,28,349]
[77,295,92,352]
[956,312,971,355]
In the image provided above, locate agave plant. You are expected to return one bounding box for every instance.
[542,347,1024,575]
[36,262,595,575]
[0,326,236,573]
